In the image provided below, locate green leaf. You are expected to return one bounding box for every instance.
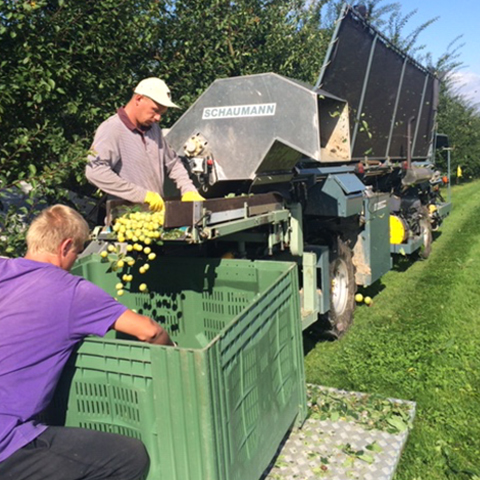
[357,452,375,464]
[366,441,383,453]
[386,415,408,433]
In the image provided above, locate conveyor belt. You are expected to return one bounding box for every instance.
[163,192,285,228]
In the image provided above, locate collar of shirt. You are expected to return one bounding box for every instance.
[117,107,150,135]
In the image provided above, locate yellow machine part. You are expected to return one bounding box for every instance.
[390,215,408,244]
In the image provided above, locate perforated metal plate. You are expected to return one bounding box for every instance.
[262,385,415,480]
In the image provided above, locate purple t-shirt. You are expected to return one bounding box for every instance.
[0,258,128,462]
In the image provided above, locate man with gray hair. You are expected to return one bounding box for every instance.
[0,204,173,479]
[86,77,204,215]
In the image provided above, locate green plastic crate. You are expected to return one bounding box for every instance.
[49,256,306,480]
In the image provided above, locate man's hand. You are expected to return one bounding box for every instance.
[144,191,164,212]
[181,191,205,202]
[113,309,174,346]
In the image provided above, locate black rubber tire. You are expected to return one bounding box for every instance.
[326,237,356,337]
[418,207,432,259]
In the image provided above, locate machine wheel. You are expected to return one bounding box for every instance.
[418,208,432,259]
[326,237,356,337]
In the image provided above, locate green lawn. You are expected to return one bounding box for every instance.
[304,180,480,479]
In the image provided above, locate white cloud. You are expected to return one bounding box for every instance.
[451,71,480,110]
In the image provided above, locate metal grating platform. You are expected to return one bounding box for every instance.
[262,384,415,480]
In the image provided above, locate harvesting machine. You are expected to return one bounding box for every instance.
[145,3,451,335]
[84,4,452,337]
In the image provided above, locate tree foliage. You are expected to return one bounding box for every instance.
[0,0,173,254]
[0,0,329,255]
[436,82,480,178]
[156,0,329,122]
[0,0,168,189]
[426,34,480,179]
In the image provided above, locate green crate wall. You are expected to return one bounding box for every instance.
[48,257,307,480]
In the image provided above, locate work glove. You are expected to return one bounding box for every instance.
[144,191,164,212]
[181,191,205,202]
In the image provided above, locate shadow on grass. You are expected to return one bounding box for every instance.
[390,231,444,273]
[302,314,344,356]
[391,254,418,273]
[302,329,334,356]
[357,280,386,298]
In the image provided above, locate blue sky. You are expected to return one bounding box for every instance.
[394,0,480,108]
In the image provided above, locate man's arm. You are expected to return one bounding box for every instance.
[86,159,147,204]
[112,309,174,346]
[85,119,148,204]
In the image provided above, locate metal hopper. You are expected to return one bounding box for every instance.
[316,6,439,162]
[166,73,351,196]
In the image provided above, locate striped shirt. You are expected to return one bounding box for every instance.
[85,108,196,203]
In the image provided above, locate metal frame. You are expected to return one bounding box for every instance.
[316,4,439,162]
[190,209,291,244]
[351,34,378,154]
[390,235,424,255]
[301,246,330,330]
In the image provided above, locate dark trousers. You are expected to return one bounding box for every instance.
[0,426,149,480]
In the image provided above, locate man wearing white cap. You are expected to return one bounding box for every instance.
[86,77,203,214]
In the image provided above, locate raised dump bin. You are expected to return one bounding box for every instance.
[48,256,307,480]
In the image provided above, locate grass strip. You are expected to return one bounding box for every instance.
[304,181,480,479]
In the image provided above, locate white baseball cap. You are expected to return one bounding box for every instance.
[134,77,180,108]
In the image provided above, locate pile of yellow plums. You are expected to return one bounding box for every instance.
[111,210,164,244]
[100,210,164,296]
